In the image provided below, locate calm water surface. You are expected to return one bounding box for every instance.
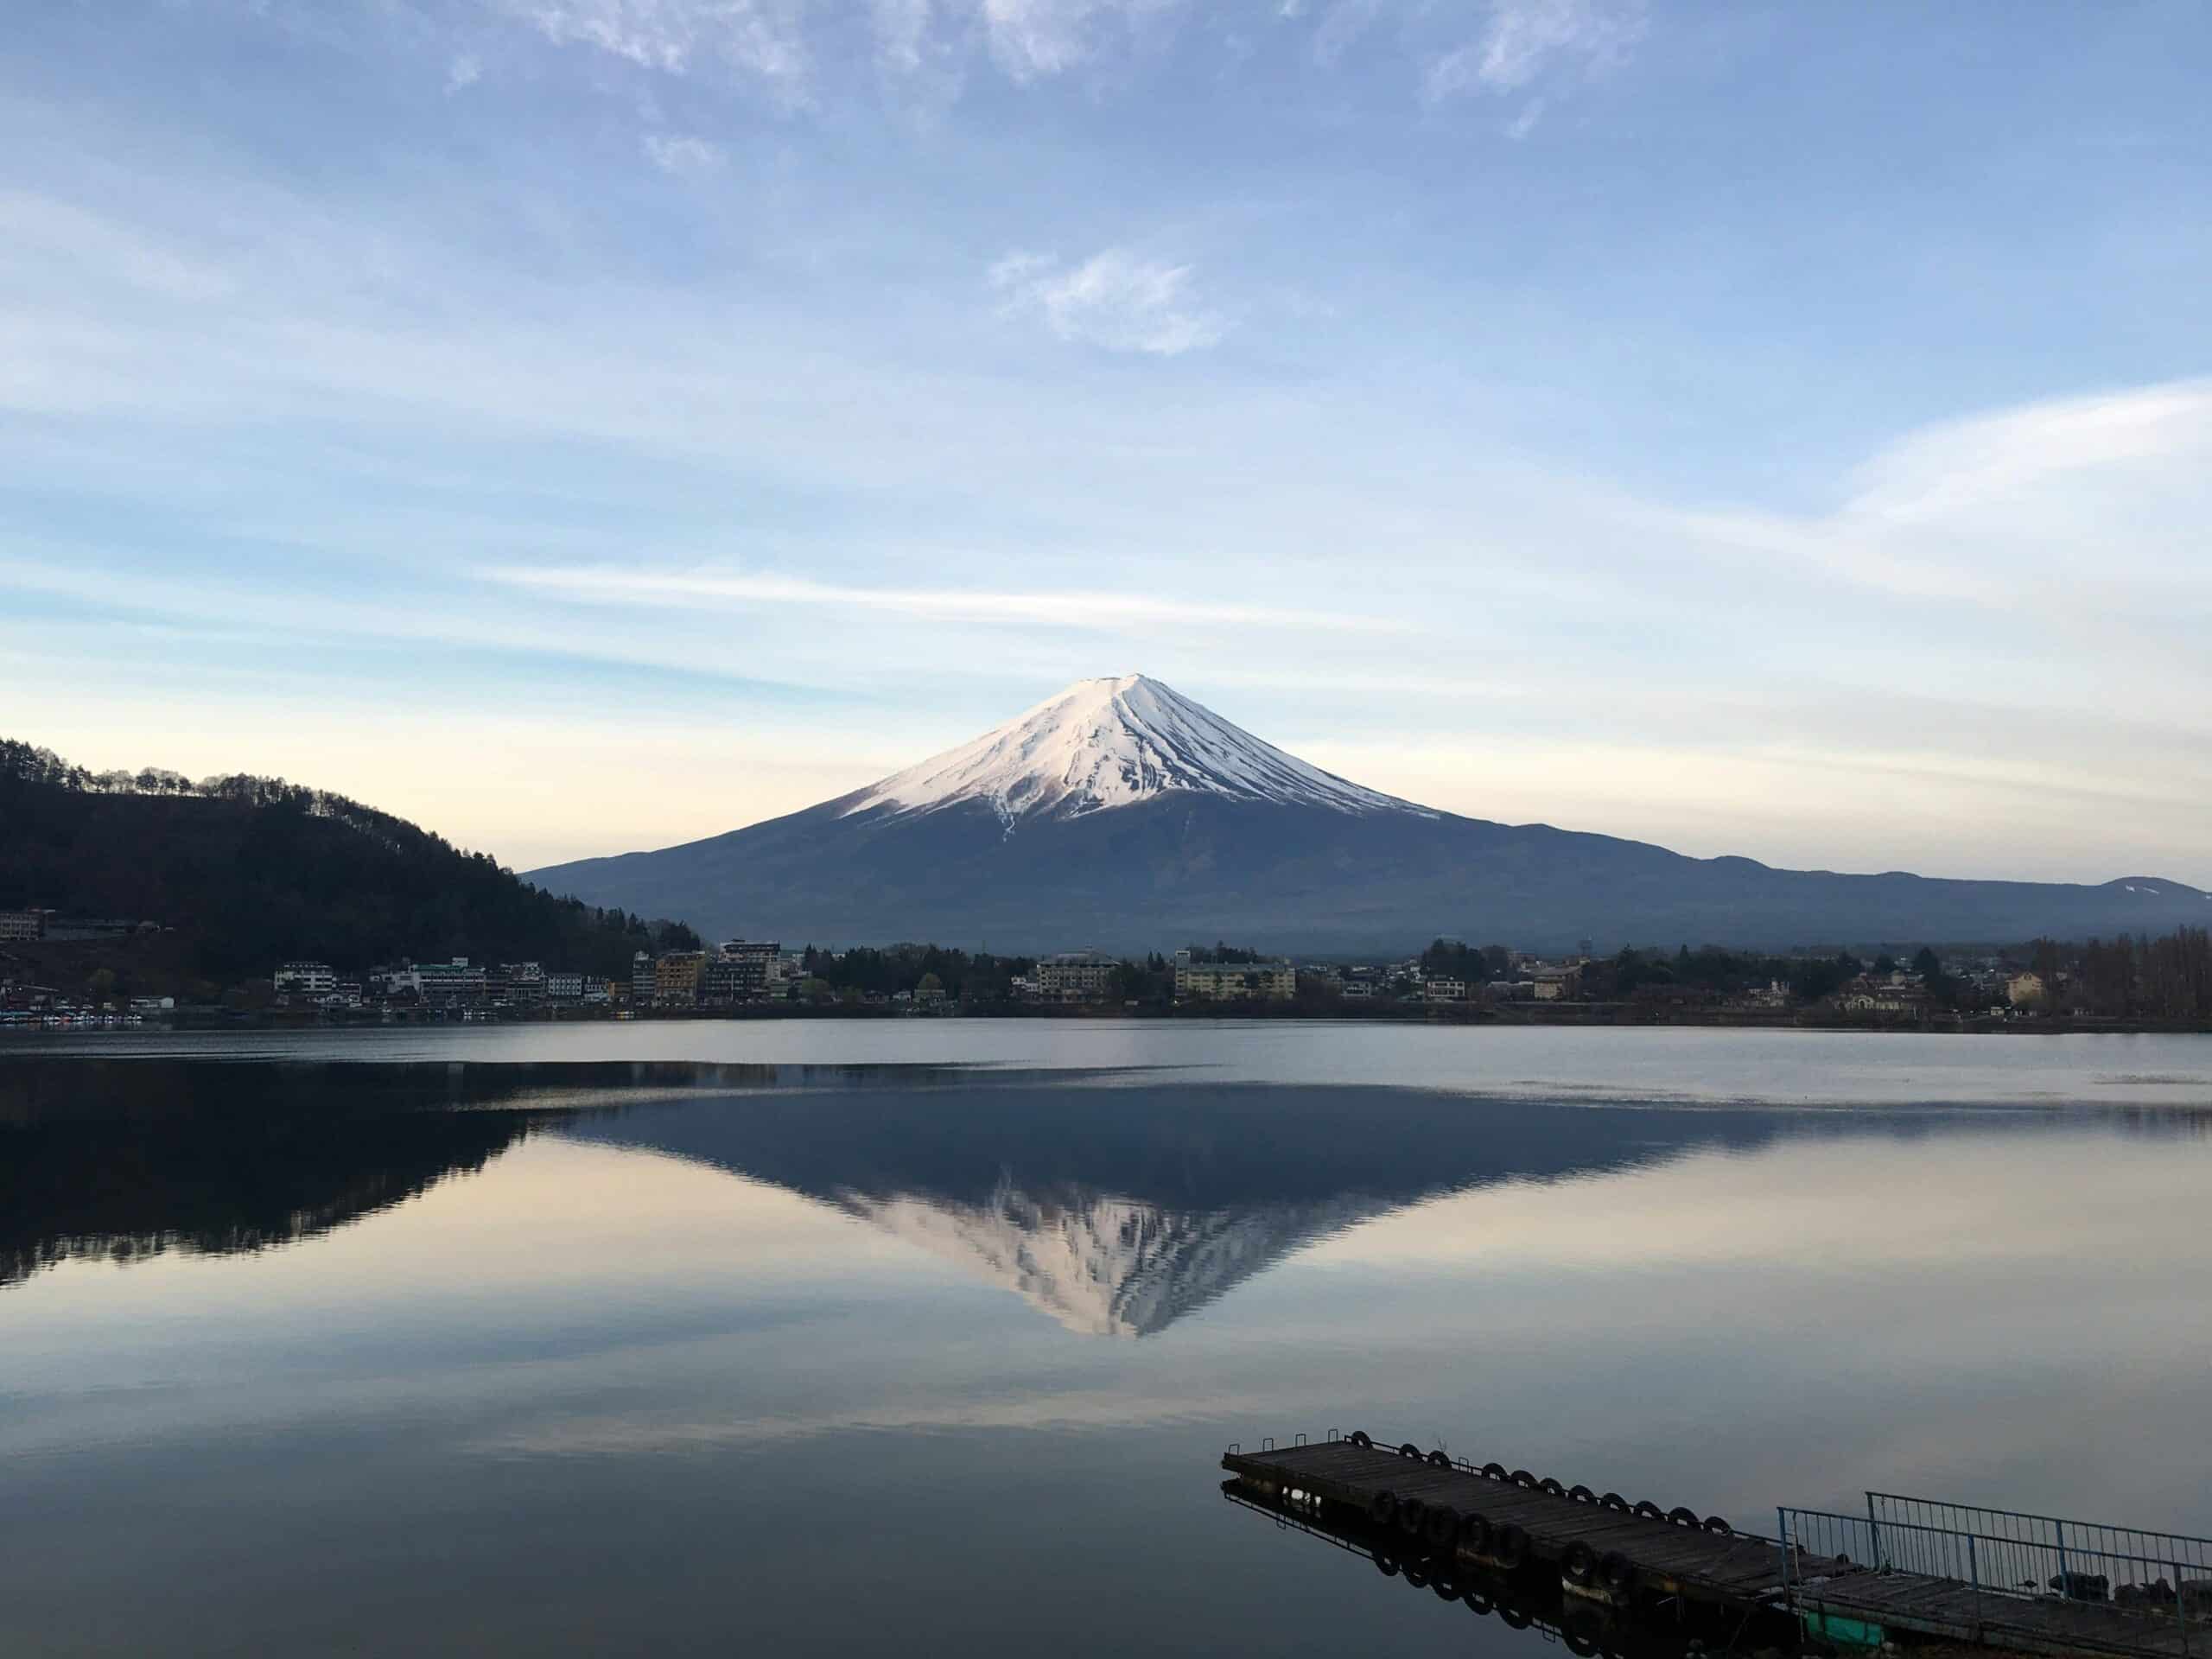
[3,1023,2209,1656]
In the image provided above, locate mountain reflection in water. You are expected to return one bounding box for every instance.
[8,1054,2147,1338]
[561,1083,1838,1336]
[8,1050,2212,1659]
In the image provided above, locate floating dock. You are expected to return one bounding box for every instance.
[1223,1434,2207,1659]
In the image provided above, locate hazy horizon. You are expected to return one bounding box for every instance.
[6,3,2209,887]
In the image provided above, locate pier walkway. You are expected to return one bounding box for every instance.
[1222,1434,2206,1659]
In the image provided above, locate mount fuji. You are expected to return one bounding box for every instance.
[528,675,2211,952]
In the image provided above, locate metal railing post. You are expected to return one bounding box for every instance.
[2056,1518,2069,1599]
[2176,1561,2189,1659]
[1778,1508,1795,1605]
[1969,1532,1982,1637]
[1867,1492,1884,1571]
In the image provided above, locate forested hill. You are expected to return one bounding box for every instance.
[0,740,680,979]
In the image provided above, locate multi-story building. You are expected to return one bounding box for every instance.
[702,939,782,1004]
[1423,977,1466,1002]
[1036,950,1117,1004]
[1173,950,1295,1001]
[273,961,337,996]
[653,950,707,1008]
[631,951,657,1007]
[416,958,487,1005]
[0,909,45,943]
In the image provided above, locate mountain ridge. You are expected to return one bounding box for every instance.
[0,737,688,981]
[527,678,2212,952]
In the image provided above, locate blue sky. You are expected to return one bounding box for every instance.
[5,0,2209,880]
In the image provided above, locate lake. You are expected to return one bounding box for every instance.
[3,1022,2209,1656]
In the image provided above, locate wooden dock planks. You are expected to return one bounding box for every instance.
[1222,1440,1798,1599]
[1221,1440,2203,1659]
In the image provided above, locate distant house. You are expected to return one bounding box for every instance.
[2007,972,2047,1008]
[1838,978,1929,1018]
[45,918,139,941]
[1423,977,1466,1002]
[1532,966,1581,1001]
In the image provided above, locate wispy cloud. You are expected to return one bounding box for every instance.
[445,53,484,92]
[1423,0,1647,118]
[1661,378,2212,613]
[503,0,1170,98]
[483,566,1404,632]
[988,247,1228,355]
[1309,0,1382,67]
[499,0,813,101]
[641,131,725,173]
[0,190,234,304]
[869,0,940,77]
[978,0,1103,82]
[970,0,1179,84]
[476,0,1643,118]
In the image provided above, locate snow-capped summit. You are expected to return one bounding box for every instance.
[837,673,1433,827]
[530,674,2212,954]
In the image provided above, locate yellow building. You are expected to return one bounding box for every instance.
[653,950,707,1007]
[1173,950,1295,1001]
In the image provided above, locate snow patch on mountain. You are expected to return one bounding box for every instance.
[838,673,1434,825]
[837,1179,1386,1338]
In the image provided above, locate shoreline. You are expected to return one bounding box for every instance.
[15,1005,2212,1037]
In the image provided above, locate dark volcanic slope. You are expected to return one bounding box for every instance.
[529,791,2212,953]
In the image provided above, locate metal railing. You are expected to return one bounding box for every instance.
[1868,1493,2212,1608]
[1779,1500,2209,1657]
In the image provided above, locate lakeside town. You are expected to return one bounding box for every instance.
[7,903,2205,1031]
